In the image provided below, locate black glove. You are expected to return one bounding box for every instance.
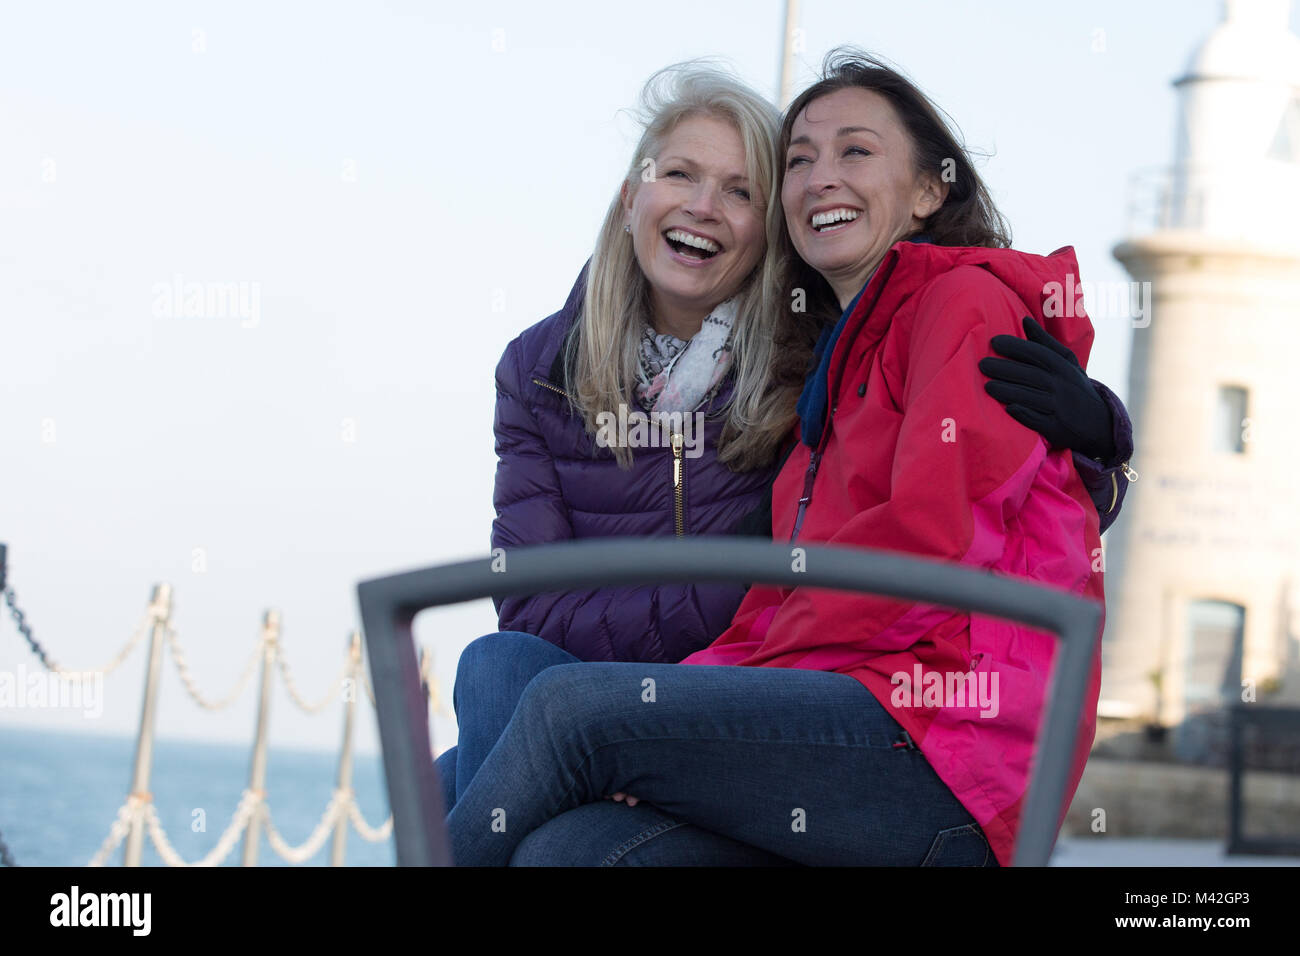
[978,316,1116,461]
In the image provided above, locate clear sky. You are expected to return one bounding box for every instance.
[3,0,1285,758]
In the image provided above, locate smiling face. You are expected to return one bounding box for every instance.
[621,113,766,339]
[782,86,946,309]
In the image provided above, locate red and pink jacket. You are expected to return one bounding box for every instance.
[682,240,1106,867]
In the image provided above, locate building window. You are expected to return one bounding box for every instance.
[1213,385,1248,454]
[1183,600,1244,710]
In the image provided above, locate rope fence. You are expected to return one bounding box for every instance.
[0,542,449,867]
[165,625,264,712]
[84,786,393,868]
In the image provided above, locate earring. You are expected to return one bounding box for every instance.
[624,223,631,234]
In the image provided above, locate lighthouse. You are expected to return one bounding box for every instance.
[1105,0,1300,752]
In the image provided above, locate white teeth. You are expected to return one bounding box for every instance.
[665,229,721,253]
[811,209,861,229]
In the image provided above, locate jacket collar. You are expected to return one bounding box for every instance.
[547,322,576,391]
[797,234,933,448]
[536,260,590,392]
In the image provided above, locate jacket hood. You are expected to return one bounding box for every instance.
[874,241,1096,368]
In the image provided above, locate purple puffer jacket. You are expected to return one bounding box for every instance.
[491,264,777,663]
[491,264,1134,663]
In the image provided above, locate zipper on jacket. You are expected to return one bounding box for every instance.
[671,432,687,536]
[1106,461,1138,514]
[790,255,900,543]
[531,377,571,400]
[789,449,822,543]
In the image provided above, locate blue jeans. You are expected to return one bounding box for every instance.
[440,632,998,866]
[434,632,580,809]
[436,632,793,865]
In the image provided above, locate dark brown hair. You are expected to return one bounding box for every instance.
[774,48,1012,331]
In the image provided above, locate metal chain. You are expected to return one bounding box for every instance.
[165,625,262,711]
[0,826,16,866]
[262,790,348,863]
[275,649,350,714]
[4,586,153,678]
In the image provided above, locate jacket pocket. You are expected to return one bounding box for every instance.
[919,822,994,866]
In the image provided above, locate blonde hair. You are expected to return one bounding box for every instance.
[568,61,809,471]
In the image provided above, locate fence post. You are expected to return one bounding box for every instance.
[418,647,435,752]
[241,609,279,867]
[122,584,172,867]
[330,630,362,867]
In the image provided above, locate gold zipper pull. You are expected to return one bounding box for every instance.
[1121,461,1138,482]
[530,377,571,400]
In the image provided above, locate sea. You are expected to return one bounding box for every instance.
[0,726,394,867]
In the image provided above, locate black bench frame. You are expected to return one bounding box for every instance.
[356,537,1103,866]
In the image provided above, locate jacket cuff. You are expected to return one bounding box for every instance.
[1090,378,1134,467]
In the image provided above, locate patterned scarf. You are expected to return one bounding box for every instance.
[634,296,737,414]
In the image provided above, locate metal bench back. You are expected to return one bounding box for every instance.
[357,536,1103,867]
